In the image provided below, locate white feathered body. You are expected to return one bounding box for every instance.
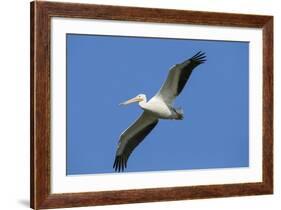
[139,96,182,119]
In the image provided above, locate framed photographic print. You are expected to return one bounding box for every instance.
[30,1,273,209]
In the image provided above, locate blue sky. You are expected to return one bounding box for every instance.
[66,34,249,175]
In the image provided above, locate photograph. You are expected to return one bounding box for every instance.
[66,34,249,174]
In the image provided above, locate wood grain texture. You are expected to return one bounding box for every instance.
[262,17,274,193]
[31,1,51,209]
[30,2,34,208]
[30,1,274,209]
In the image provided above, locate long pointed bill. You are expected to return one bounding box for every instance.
[119,97,141,106]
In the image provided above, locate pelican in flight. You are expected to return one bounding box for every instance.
[113,51,206,172]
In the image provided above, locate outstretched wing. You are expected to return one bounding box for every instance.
[113,112,158,172]
[156,51,206,105]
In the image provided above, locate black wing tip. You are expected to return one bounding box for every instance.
[113,155,127,172]
[191,51,207,64]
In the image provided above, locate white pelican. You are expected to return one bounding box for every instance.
[113,51,206,172]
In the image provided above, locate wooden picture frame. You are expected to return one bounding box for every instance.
[30,1,273,209]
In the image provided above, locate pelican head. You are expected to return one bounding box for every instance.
[120,94,147,106]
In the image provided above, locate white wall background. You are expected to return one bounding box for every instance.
[0,0,279,209]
